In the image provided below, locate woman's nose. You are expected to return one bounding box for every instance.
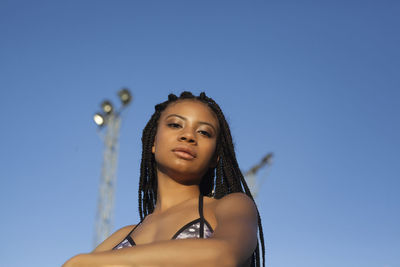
[179,130,196,144]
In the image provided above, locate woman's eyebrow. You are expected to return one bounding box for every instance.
[165,114,217,132]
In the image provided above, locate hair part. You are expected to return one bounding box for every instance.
[138,91,265,267]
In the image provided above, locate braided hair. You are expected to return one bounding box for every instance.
[138,91,265,267]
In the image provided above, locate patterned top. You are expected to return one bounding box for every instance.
[113,194,214,250]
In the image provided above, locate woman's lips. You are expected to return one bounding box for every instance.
[173,150,195,160]
[172,147,196,160]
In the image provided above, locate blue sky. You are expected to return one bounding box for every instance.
[0,1,399,266]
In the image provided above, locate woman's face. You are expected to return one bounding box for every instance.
[152,99,220,184]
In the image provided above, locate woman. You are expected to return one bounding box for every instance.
[63,92,265,267]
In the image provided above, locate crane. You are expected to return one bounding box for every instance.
[244,153,273,198]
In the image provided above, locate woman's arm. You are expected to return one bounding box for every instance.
[64,238,234,267]
[63,193,258,267]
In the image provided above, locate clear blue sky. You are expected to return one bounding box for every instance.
[0,1,399,266]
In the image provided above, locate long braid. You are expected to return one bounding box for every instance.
[138,91,265,267]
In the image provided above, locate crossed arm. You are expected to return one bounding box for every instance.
[63,193,258,267]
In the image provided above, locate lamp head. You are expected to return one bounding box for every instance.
[118,89,132,106]
[93,113,105,126]
[101,100,114,114]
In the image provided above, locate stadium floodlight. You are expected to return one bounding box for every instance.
[101,100,114,114]
[93,113,105,126]
[93,88,132,248]
[118,89,132,106]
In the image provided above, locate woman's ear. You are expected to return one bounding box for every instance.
[152,144,155,154]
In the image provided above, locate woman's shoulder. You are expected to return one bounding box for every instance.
[206,192,254,204]
[92,224,136,253]
[115,224,137,236]
[219,192,254,201]
[205,192,257,215]
[111,224,137,238]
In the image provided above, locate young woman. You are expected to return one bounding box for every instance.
[63,92,265,267]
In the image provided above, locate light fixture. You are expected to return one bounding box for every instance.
[118,89,132,106]
[93,113,105,126]
[101,100,113,114]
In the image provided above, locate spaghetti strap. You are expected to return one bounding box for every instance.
[198,193,204,238]
[127,220,142,236]
[112,222,141,250]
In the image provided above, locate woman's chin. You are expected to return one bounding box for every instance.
[159,169,202,185]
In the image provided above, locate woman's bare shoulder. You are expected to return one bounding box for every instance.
[92,224,136,253]
[204,192,257,218]
[219,192,253,201]
[209,192,253,204]
[214,192,257,217]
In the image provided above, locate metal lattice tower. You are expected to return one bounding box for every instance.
[244,153,273,198]
[93,89,132,247]
[94,113,121,246]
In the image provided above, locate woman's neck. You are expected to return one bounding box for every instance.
[154,170,200,213]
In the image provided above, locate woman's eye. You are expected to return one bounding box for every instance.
[167,123,181,128]
[198,130,211,137]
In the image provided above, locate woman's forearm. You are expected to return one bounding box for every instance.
[65,238,237,267]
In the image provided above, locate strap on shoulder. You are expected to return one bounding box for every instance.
[126,219,142,237]
[199,193,204,238]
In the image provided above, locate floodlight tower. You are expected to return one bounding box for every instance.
[93,89,132,247]
[244,153,273,198]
